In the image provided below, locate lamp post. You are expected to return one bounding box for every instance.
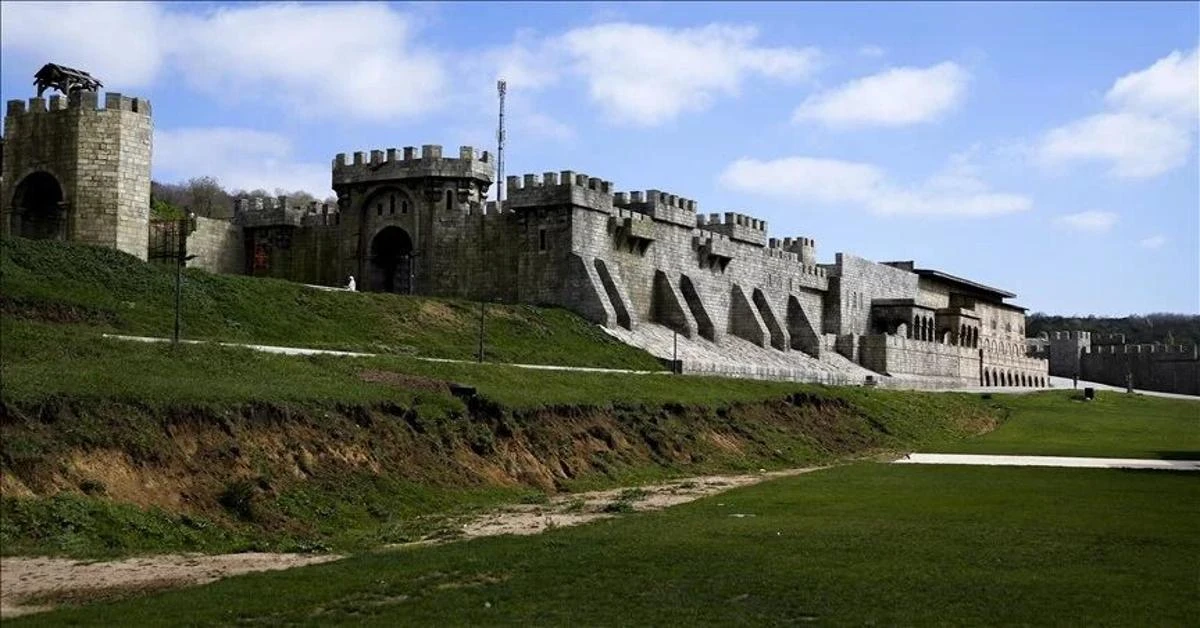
[173,212,198,345]
[673,328,679,374]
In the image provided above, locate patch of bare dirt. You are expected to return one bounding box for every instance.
[401,466,827,543]
[0,466,829,619]
[358,370,452,394]
[0,296,119,325]
[416,301,463,327]
[0,552,341,619]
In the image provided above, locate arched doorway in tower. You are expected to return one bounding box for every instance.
[369,226,414,293]
[10,171,66,240]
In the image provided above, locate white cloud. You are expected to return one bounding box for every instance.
[481,29,560,92]
[1038,112,1191,179]
[1138,234,1167,249]
[165,3,444,121]
[0,1,165,88]
[792,62,969,128]
[154,127,330,197]
[1105,48,1199,121]
[858,45,886,58]
[719,150,1030,218]
[1036,47,1198,179]
[558,23,819,126]
[721,157,882,204]
[1,2,446,122]
[1053,211,1118,233]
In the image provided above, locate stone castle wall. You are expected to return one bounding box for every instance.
[3,92,152,259]
[1081,344,1199,395]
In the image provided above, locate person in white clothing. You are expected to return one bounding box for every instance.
[346,275,356,292]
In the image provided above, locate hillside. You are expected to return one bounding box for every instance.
[0,237,1014,559]
[0,237,661,369]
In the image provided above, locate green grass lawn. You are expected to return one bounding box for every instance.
[0,318,995,414]
[0,237,662,370]
[14,464,1197,627]
[931,390,1200,459]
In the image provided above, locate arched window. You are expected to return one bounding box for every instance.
[445,190,454,211]
[389,194,396,214]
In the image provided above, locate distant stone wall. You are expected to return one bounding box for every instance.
[1081,344,1199,396]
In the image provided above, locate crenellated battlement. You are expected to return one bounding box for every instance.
[333,144,490,168]
[1083,344,1197,357]
[612,189,697,228]
[331,144,492,187]
[505,170,614,214]
[612,189,697,212]
[234,195,339,228]
[1049,330,1092,341]
[696,211,768,247]
[769,236,816,252]
[696,212,767,232]
[506,171,613,193]
[6,91,152,117]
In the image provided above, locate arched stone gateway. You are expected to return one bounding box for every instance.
[10,171,67,240]
[369,226,414,293]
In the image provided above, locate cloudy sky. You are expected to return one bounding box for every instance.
[2,1,1196,315]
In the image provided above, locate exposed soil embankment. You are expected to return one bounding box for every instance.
[0,383,1002,557]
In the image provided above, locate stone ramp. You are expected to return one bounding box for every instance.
[602,322,867,385]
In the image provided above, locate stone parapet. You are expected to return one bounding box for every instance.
[6,91,151,117]
[506,171,614,213]
[613,189,697,228]
[696,211,767,246]
[332,144,492,186]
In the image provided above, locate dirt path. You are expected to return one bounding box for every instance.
[0,552,341,619]
[0,466,826,618]
[453,466,827,540]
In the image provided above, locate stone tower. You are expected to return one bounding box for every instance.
[1,91,153,259]
[330,145,493,294]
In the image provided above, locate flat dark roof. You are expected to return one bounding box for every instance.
[913,268,1017,299]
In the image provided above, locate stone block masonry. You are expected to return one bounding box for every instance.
[2,92,152,260]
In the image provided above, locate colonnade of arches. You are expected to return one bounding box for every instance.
[983,369,1046,388]
[907,315,936,342]
[905,315,978,348]
[982,338,1028,356]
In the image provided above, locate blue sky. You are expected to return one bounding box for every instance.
[2,1,1196,315]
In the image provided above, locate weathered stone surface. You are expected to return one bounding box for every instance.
[2,91,152,259]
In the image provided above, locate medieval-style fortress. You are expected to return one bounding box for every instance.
[8,83,1191,393]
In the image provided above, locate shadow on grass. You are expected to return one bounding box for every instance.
[1154,451,1200,461]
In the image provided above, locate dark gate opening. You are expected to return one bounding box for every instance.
[11,172,66,240]
[370,226,413,293]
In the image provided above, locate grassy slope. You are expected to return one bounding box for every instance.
[2,318,1006,558]
[928,390,1200,459]
[0,237,662,370]
[13,465,1197,627]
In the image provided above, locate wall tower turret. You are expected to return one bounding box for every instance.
[2,90,152,259]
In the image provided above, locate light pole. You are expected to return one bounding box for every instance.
[673,328,679,374]
[173,212,198,345]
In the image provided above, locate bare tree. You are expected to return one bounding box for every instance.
[188,176,233,219]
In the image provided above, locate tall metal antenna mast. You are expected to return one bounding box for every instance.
[496,79,507,210]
